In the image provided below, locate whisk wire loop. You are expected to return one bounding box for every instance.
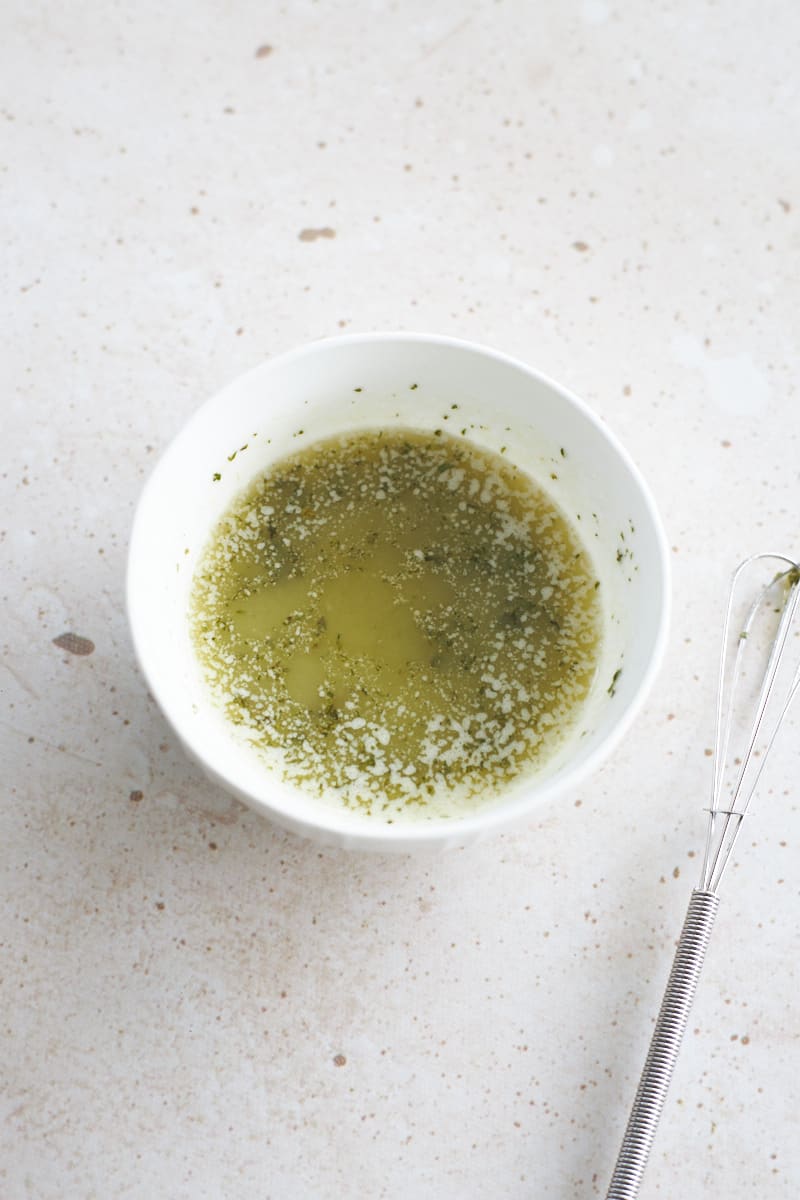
[702,553,800,894]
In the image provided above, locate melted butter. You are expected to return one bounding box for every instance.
[190,428,603,820]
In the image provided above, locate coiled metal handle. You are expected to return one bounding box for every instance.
[606,889,720,1200]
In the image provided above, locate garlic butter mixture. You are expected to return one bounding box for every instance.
[190,428,602,819]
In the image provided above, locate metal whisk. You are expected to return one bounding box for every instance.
[606,553,800,1200]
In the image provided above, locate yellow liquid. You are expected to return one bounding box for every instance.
[190,429,602,820]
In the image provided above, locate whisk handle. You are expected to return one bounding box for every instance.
[605,888,720,1200]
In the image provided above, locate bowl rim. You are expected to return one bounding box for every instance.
[127,330,671,848]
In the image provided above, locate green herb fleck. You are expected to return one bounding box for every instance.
[607,667,622,697]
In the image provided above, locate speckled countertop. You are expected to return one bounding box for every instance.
[4,2,799,1197]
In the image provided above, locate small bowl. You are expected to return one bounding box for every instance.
[127,333,669,851]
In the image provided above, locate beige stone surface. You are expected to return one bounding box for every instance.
[3,1,799,1196]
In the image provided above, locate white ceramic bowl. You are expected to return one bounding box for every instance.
[127,333,669,851]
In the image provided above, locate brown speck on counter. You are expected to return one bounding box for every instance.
[704,748,713,757]
[298,227,336,242]
[155,901,165,911]
[721,439,732,448]
[333,1054,347,1067]
[53,632,95,656]
[673,866,680,878]
[255,44,273,58]
[129,790,143,803]
[741,1035,750,1045]
[573,240,590,252]
[208,841,218,850]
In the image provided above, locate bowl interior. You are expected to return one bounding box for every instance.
[127,334,669,848]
